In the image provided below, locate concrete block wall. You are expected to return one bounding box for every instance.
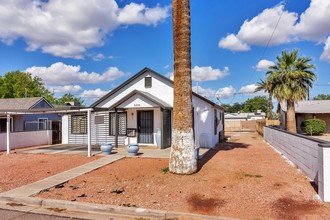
[318,143,330,201]
[264,126,330,202]
[264,126,320,181]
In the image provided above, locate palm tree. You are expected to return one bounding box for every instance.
[267,49,316,133]
[255,79,273,119]
[169,0,197,174]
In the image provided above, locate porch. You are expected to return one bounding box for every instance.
[13,144,210,159]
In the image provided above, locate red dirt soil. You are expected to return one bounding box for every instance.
[35,132,330,219]
[0,153,98,193]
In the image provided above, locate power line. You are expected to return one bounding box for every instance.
[246,0,288,85]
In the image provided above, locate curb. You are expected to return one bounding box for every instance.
[0,195,236,220]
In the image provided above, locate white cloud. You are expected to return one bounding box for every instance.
[256,59,275,71]
[93,53,106,61]
[237,5,297,46]
[218,34,250,51]
[295,0,330,42]
[320,37,330,62]
[215,86,236,99]
[80,88,109,98]
[239,84,266,96]
[117,3,169,26]
[0,1,170,58]
[218,1,330,63]
[50,85,83,93]
[26,62,125,85]
[192,66,229,82]
[167,66,229,82]
[192,86,216,98]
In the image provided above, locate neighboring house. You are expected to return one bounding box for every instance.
[280,100,330,133]
[62,67,225,149]
[225,111,266,121]
[224,111,266,132]
[0,97,60,133]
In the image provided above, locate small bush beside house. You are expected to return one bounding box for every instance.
[301,118,326,135]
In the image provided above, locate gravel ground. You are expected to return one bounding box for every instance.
[33,132,330,219]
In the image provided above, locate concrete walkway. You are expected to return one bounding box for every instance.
[0,147,220,220]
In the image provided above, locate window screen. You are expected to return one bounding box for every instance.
[145,77,152,88]
[109,112,127,136]
[71,114,87,134]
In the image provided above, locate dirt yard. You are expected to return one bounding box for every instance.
[0,152,98,193]
[33,132,330,219]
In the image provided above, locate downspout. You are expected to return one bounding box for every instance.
[6,114,10,154]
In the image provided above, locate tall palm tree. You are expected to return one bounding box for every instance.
[255,79,273,119]
[267,49,316,133]
[169,0,197,174]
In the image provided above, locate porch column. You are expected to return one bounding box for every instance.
[6,114,10,154]
[87,109,92,157]
[115,108,118,148]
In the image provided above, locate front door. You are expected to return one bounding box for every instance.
[138,111,153,144]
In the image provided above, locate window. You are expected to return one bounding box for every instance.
[38,118,49,130]
[109,112,127,136]
[71,114,87,134]
[145,76,152,88]
[214,109,218,135]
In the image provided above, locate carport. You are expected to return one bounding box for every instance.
[1,107,94,157]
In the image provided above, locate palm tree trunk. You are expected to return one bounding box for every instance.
[286,100,297,133]
[268,92,273,119]
[169,0,197,174]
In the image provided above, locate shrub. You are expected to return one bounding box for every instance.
[301,118,326,135]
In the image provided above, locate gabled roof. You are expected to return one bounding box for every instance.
[90,67,224,110]
[281,100,330,114]
[0,97,54,110]
[108,90,172,110]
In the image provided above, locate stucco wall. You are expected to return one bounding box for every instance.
[193,96,223,148]
[0,130,52,151]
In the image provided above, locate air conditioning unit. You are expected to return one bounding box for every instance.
[64,102,81,107]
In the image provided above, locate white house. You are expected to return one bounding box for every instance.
[61,68,225,149]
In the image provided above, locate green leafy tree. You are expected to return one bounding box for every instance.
[242,96,269,113]
[255,79,274,119]
[313,94,330,100]
[221,102,244,113]
[267,49,316,133]
[0,71,55,102]
[54,93,85,106]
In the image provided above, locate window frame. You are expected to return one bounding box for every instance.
[145,76,152,88]
[109,112,127,136]
[38,117,49,130]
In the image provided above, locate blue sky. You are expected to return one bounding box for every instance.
[0,0,329,106]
